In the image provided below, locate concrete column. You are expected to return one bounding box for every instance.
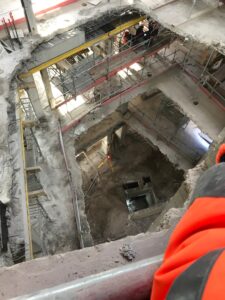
[23,75,45,120]
[21,0,38,35]
[40,69,54,108]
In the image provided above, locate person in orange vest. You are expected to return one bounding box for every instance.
[151,143,225,300]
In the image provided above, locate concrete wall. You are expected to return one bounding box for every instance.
[149,127,225,232]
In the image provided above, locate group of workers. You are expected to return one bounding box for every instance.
[121,20,160,47]
[151,144,225,299]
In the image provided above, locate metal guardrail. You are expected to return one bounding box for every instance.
[21,15,146,77]
[18,94,47,260]
[51,33,173,106]
[13,254,163,300]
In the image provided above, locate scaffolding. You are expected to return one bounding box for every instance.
[72,40,225,127]
[50,29,173,108]
[18,91,51,260]
[15,11,225,260]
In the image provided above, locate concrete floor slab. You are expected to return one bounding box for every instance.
[152,66,225,139]
[137,0,225,54]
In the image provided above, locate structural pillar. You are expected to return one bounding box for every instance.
[21,0,38,35]
[23,75,45,120]
[40,69,54,108]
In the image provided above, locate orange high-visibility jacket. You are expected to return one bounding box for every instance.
[151,144,225,300]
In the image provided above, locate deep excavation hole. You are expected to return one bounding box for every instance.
[77,130,185,244]
[75,89,211,245]
[0,1,225,299]
[2,4,223,266]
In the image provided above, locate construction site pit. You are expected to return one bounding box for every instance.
[2,4,225,268]
[77,129,185,244]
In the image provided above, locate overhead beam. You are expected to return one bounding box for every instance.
[20,16,145,78]
[28,190,46,198]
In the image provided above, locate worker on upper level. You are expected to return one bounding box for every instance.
[151,143,225,300]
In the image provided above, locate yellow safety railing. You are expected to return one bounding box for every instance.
[20,16,145,78]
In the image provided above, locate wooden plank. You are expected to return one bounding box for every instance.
[26,166,41,173]
[22,120,38,128]
[28,190,46,198]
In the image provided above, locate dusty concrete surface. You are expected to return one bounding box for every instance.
[136,0,225,55]
[78,131,184,244]
[124,93,209,169]
[75,111,122,153]
[34,119,79,254]
[149,66,225,140]
[0,230,170,299]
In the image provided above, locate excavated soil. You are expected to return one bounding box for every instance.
[79,131,184,244]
